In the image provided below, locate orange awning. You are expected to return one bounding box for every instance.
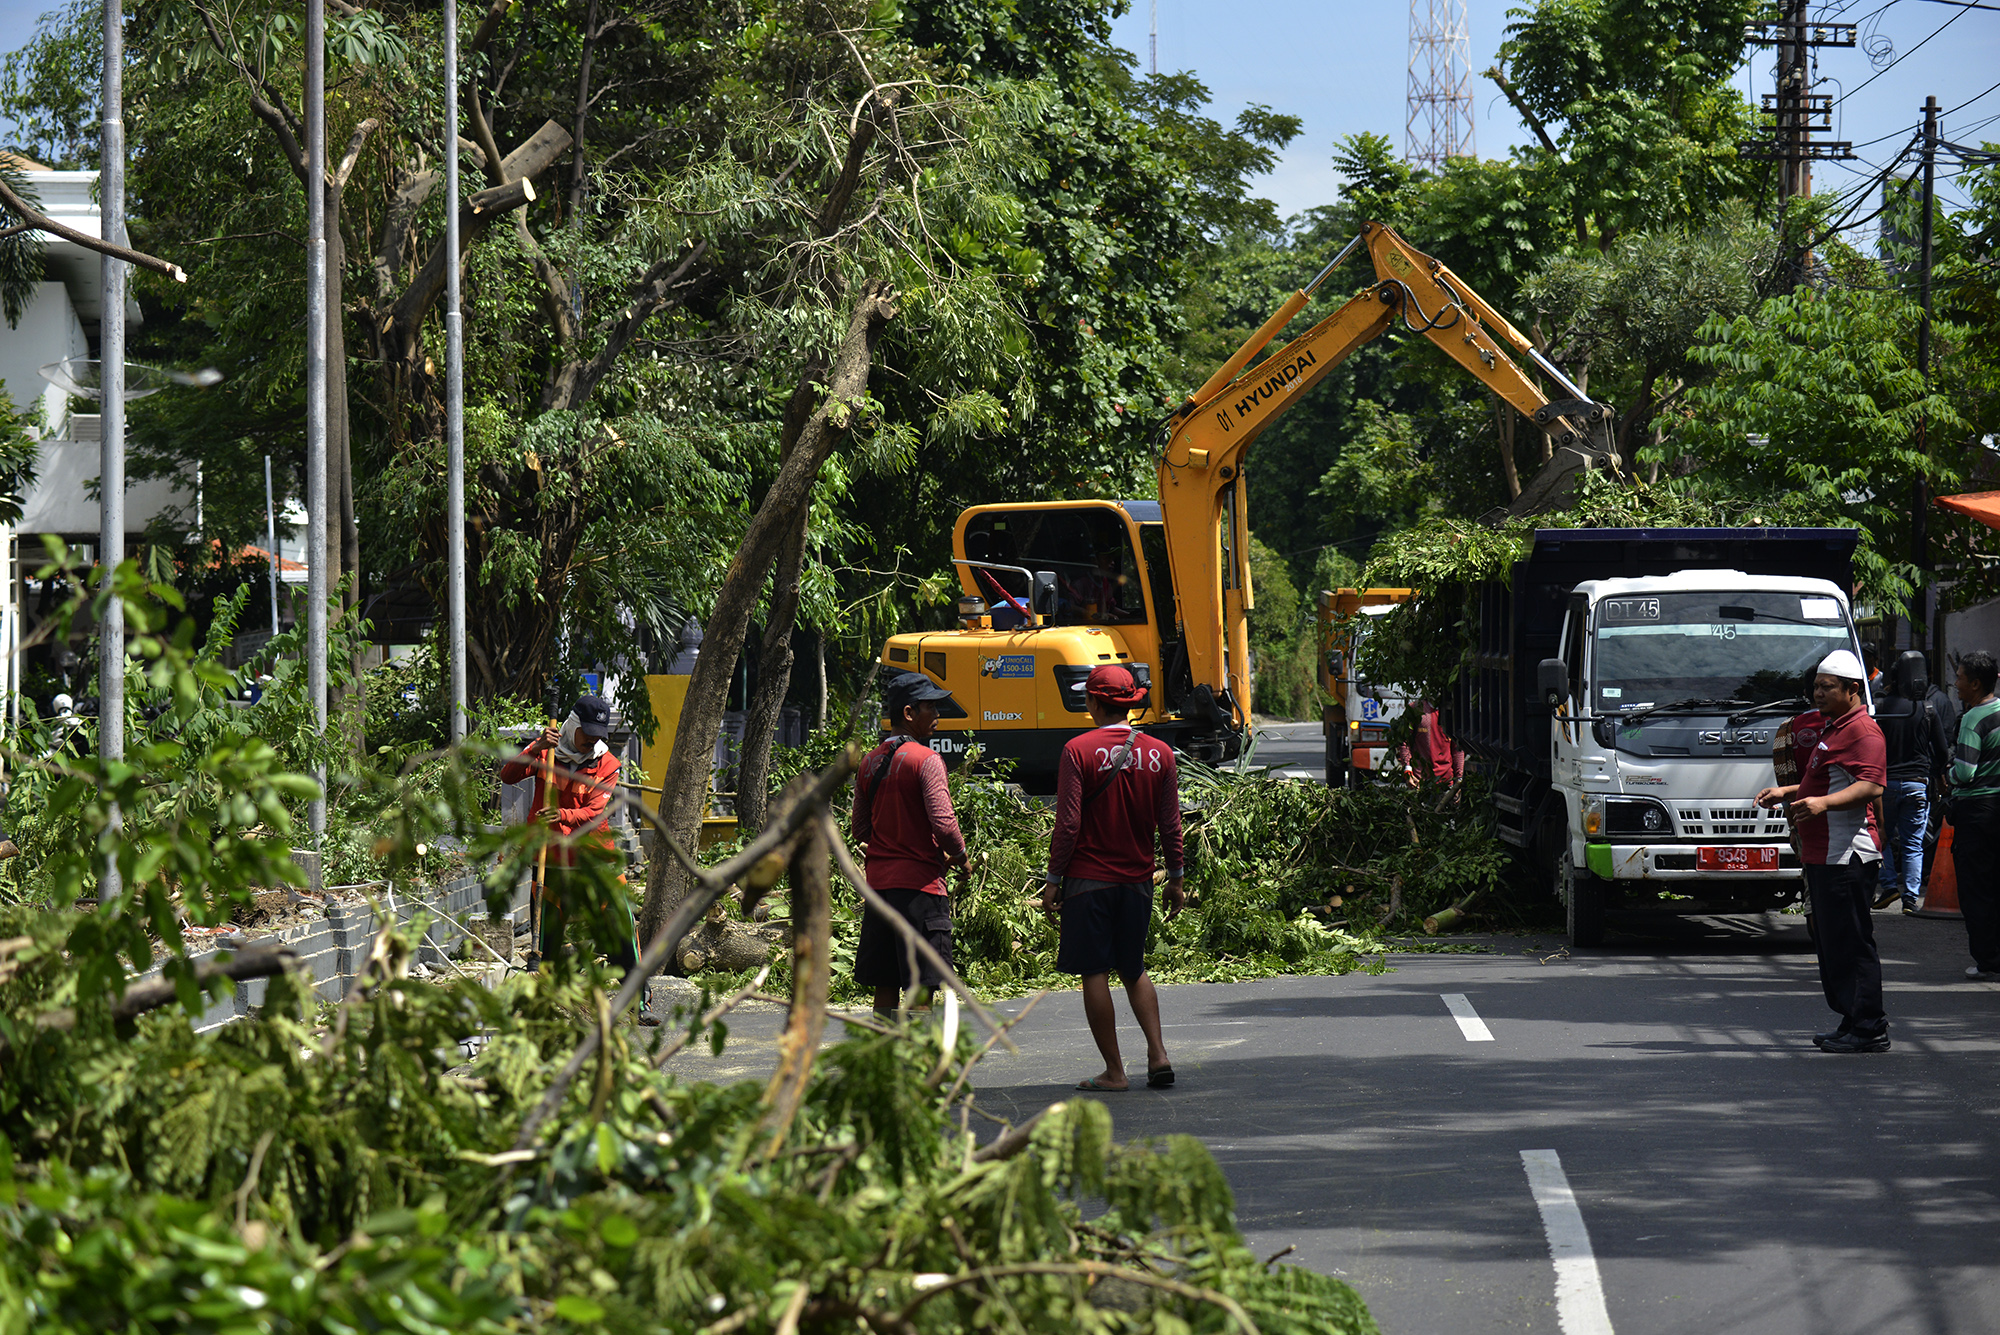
[1935,491,2000,532]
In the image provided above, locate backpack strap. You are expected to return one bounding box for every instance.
[856,742,900,829]
[1084,729,1141,807]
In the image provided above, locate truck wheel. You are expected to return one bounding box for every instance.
[1559,850,1606,948]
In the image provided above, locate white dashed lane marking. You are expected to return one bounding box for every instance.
[1441,993,1494,1042]
[1521,1150,1615,1335]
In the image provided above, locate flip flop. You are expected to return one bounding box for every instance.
[1075,1077,1129,1092]
[1146,1065,1175,1089]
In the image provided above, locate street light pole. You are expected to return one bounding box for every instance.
[98,0,124,904]
[305,0,328,835]
[445,0,467,743]
[264,455,280,636]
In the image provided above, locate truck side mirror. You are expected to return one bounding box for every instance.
[1536,658,1568,709]
[1032,571,1058,622]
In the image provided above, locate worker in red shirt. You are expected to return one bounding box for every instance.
[853,671,969,1015]
[1040,665,1186,1091]
[500,695,650,1019]
[1400,700,1464,787]
[1756,650,1889,1052]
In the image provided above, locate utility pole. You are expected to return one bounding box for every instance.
[445,0,467,742]
[305,0,328,839]
[1149,0,1156,76]
[1915,94,1938,658]
[97,0,124,904]
[1739,5,1856,205]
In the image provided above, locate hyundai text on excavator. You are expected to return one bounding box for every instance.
[879,222,1618,789]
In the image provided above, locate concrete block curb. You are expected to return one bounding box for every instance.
[143,870,530,1034]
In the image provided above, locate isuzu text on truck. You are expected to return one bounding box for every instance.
[1449,527,1867,946]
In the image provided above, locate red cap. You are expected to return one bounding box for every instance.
[1085,664,1148,706]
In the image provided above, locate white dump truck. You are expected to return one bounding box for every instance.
[1448,528,1867,946]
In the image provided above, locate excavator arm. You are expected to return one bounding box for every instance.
[1154,221,1616,742]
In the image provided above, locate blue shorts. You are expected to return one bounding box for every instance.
[1056,878,1154,981]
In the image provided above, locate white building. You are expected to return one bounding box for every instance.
[1,154,197,715]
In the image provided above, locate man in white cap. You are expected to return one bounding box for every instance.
[1757,650,1889,1051]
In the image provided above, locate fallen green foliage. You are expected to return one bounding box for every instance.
[0,560,1379,1335]
[0,944,1377,1334]
[764,737,1522,1005]
[1356,471,1872,707]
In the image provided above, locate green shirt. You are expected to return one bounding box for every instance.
[1951,697,2000,797]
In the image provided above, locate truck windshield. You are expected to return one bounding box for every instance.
[1592,591,1854,712]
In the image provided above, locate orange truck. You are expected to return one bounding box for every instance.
[1316,587,1416,787]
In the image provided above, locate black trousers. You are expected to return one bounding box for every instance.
[1954,795,2000,972]
[1805,859,1886,1034]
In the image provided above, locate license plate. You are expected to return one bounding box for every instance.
[1697,846,1779,871]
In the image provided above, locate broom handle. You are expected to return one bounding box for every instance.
[533,719,558,948]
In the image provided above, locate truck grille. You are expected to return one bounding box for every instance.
[1675,804,1789,839]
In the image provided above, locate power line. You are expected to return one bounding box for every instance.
[1848,118,1926,149]
[1831,3,1971,107]
[1945,74,2000,117]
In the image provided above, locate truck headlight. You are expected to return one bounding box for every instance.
[1604,797,1673,840]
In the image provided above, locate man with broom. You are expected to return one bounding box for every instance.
[502,693,658,1024]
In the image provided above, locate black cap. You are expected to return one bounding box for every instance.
[573,694,613,738]
[884,670,955,717]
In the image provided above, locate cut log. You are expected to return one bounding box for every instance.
[674,919,789,975]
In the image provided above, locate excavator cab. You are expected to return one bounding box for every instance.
[880,499,1207,787]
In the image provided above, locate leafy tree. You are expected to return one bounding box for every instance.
[1490,0,1765,252]
[0,388,36,524]
[1246,533,1314,719]
[1520,210,1774,460]
[1671,278,1962,613]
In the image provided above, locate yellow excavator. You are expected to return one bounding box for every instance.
[879,221,1617,788]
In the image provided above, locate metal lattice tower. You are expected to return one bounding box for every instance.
[1406,0,1476,170]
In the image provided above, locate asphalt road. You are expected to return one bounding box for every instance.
[1245,719,1327,782]
[657,909,2000,1335]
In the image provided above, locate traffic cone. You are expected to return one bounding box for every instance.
[1914,821,1963,919]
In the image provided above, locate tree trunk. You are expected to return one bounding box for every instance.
[638,281,898,959]
[815,631,827,729]
[1493,394,1521,501]
[759,779,830,1156]
[734,507,810,832]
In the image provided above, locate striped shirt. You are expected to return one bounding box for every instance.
[1951,697,2000,797]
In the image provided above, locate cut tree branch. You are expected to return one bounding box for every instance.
[386,120,572,346]
[0,178,187,282]
[1483,66,1560,156]
[21,942,300,1045]
[897,1260,1260,1334]
[334,117,382,189]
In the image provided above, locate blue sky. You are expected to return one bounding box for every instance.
[3,0,1996,218]
[1111,0,2000,220]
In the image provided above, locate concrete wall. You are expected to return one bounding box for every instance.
[153,870,529,1034]
[1946,594,2000,666]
